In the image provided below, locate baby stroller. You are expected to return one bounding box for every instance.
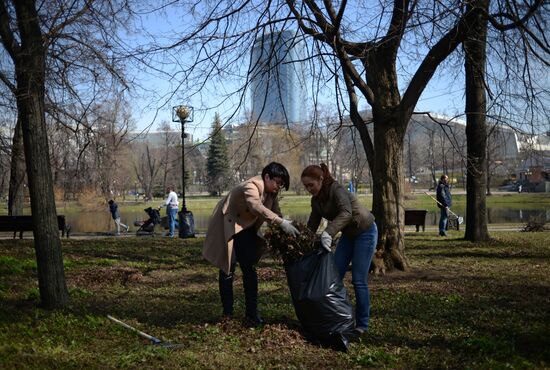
[136,207,162,236]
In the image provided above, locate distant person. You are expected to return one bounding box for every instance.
[436,175,452,236]
[160,185,179,237]
[108,199,129,235]
[518,184,523,193]
[301,163,377,335]
[203,162,299,326]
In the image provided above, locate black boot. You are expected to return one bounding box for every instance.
[234,228,264,326]
[242,264,263,326]
[219,269,234,318]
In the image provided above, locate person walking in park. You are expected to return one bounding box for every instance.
[301,163,377,335]
[203,162,300,326]
[108,199,129,235]
[436,174,452,236]
[160,185,179,237]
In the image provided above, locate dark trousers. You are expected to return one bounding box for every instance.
[219,228,259,318]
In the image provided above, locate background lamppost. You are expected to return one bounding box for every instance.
[172,105,195,238]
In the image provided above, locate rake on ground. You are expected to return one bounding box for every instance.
[107,315,184,349]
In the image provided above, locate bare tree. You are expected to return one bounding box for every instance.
[141,1,493,271]
[88,99,133,200]
[156,121,178,193]
[463,0,548,241]
[0,0,68,308]
[464,0,491,241]
[0,0,135,308]
[8,118,25,215]
[134,145,162,200]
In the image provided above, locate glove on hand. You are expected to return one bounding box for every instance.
[280,219,300,237]
[320,231,332,252]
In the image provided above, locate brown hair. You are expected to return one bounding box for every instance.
[301,163,335,200]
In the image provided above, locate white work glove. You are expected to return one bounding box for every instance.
[280,219,300,237]
[320,231,332,252]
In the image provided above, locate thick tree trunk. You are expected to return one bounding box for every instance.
[14,0,68,308]
[464,0,490,242]
[8,118,25,215]
[371,119,408,271]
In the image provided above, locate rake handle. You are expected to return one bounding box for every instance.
[423,192,460,218]
[107,315,162,344]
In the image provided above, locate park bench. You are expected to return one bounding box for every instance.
[404,209,428,232]
[0,215,70,239]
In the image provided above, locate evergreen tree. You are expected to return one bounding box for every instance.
[206,113,230,196]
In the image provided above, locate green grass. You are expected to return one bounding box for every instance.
[403,192,550,210]
[0,231,548,369]
[2,192,547,216]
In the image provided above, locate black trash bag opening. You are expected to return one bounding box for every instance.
[284,249,354,352]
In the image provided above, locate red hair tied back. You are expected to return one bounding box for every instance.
[319,163,334,186]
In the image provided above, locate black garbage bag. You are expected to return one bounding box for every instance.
[284,249,354,352]
[178,210,195,238]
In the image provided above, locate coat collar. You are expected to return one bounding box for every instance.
[250,175,266,201]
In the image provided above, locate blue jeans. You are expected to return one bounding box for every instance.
[439,207,448,235]
[167,207,178,236]
[334,222,378,330]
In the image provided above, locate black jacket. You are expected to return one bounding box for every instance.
[307,182,375,238]
[436,181,452,208]
[109,202,120,219]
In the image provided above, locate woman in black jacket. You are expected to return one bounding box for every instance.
[301,163,377,334]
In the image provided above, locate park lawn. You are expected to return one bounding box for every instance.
[72,192,550,213]
[1,192,547,216]
[402,192,550,210]
[0,231,549,369]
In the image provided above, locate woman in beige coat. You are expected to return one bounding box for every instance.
[203,162,299,325]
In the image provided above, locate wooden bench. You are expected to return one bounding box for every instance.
[404,209,428,232]
[0,215,70,239]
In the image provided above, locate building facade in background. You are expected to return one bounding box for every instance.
[249,30,307,124]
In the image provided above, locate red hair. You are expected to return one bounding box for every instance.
[301,163,335,200]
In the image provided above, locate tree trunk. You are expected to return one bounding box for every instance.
[486,150,492,196]
[14,0,68,308]
[8,118,25,215]
[464,0,490,242]
[371,119,408,271]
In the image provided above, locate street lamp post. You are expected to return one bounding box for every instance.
[172,105,195,238]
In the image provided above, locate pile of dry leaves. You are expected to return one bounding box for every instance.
[263,221,317,264]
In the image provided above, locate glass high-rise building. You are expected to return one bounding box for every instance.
[249,30,306,124]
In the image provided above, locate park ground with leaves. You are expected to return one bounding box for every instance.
[0,231,548,369]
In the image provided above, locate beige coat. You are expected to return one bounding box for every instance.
[202,176,283,274]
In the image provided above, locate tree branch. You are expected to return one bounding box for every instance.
[488,0,544,31]
[401,4,482,114]
[0,0,19,58]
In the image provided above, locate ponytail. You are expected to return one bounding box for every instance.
[319,163,335,187]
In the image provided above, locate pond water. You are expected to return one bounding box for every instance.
[62,206,550,234]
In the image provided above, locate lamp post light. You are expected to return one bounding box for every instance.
[172,105,195,238]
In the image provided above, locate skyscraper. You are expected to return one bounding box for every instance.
[249,30,306,124]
